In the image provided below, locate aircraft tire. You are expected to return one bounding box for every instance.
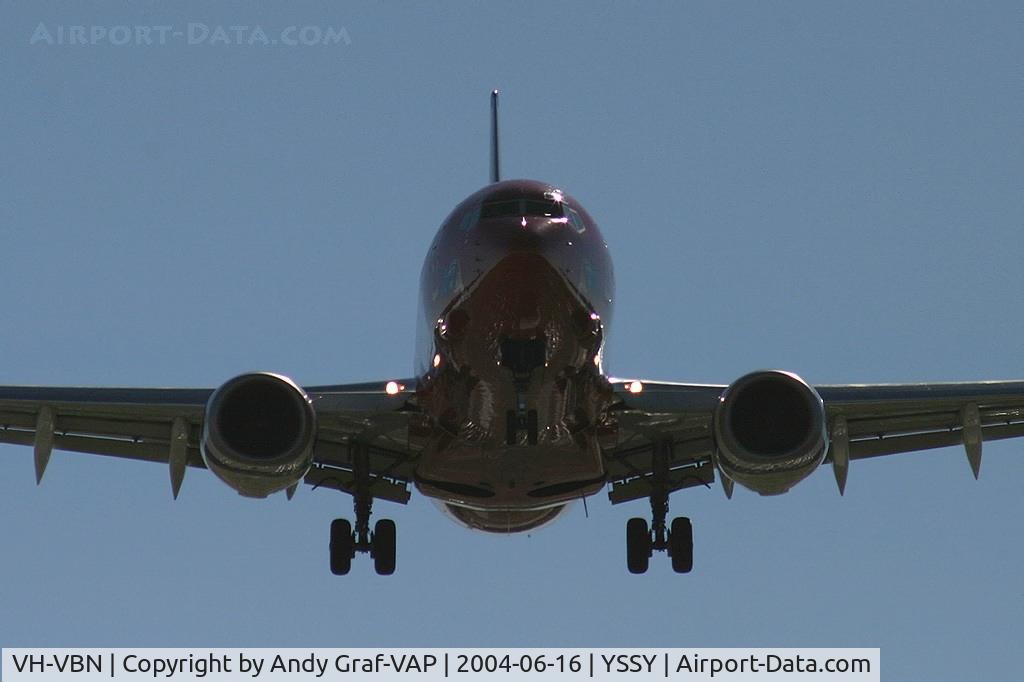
[626,517,650,574]
[372,519,397,575]
[527,410,538,445]
[669,517,694,574]
[329,518,353,575]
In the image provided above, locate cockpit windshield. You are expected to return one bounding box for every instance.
[480,197,563,219]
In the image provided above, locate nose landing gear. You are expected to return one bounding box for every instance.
[500,335,546,446]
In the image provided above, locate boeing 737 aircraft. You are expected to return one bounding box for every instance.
[2,92,1022,575]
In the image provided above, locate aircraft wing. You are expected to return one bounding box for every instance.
[6,375,1023,505]
[602,377,1024,503]
[0,380,422,502]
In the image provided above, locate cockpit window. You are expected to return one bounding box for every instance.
[523,199,563,217]
[566,206,586,233]
[480,198,564,219]
[458,204,480,231]
[480,199,520,219]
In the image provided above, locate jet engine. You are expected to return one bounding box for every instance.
[201,372,316,498]
[713,370,828,495]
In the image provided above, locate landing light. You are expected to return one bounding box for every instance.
[433,354,442,368]
[385,381,402,396]
[628,381,644,394]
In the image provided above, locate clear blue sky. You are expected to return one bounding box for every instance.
[1,2,1021,679]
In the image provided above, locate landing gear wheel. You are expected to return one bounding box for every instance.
[329,519,353,575]
[527,410,538,445]
[626,517,651,574]
[506,410,517,445]
[669,517,693,574]
[372,519,397,575]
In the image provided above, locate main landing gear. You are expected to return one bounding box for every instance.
[329,517,396,576]
[626,515,693,574]
[328,445,397,576]
[625,440,694,574]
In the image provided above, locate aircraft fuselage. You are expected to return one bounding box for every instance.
[413,180,616,532]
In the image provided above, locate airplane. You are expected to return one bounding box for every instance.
[2,91,1022,576]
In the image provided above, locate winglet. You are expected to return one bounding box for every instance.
[490,89,501,183]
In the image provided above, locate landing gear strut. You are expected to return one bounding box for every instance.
[501,335,545,446]
[625,440,693,574]
[328,444,397,575]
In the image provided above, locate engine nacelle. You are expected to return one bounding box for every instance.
[713,370,828,496]
[201,372,316,498]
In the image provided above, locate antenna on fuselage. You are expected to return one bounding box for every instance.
[490,89,501,183]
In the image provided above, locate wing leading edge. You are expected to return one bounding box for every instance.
[4,375,1023,503]
[4,374,1019,501]
[2,371,1022,579]
[0,379,422,501]
[602,377,1024,501]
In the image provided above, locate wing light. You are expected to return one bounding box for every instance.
[628,381,644,394]
[385,381,402,396]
